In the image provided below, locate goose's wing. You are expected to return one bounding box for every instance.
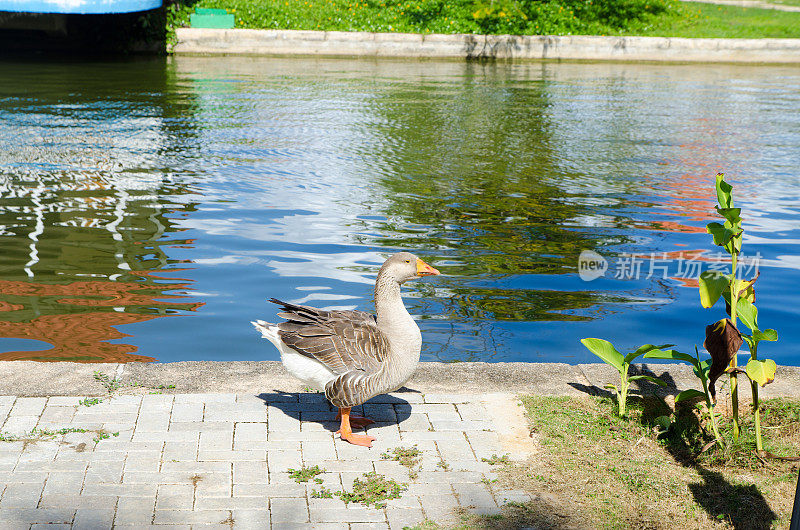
[269,298,389,374]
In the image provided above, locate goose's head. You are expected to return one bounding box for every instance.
[380,252,440,284]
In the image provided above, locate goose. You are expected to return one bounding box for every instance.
[252,252,440,447]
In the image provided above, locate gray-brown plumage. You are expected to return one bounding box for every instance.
[252,252,440,447]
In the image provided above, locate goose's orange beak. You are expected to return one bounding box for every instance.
[416,258,441,277]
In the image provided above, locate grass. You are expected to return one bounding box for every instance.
[381,445,422,479]
[629,3,800,38]
[0,427,121,445]
[287,465,325,483]
[434,395,798,529]
[79,397,103,407]
[172,0,800,39]
[335,471,406,508]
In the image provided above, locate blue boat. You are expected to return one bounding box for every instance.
[0,0,161,14]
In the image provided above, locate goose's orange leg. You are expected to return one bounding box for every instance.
[336,407,376,447]
[335,409,374,429]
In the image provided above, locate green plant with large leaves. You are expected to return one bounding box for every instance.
[644,346,725,449]
[580,338,672,417]
[698,173,778,447]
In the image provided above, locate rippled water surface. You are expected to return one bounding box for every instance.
[1,56,799,364]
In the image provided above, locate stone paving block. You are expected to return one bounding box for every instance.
[199,430,233,451]
[373,392,425,404]
[443,459,493,473]
[156,484,194,511]
[430,419,493,431]
[154,509,230,524]
[387,506,424,530]
[122,471,188,484]
[267,450,302,475]
[270,430,333,442]
[399,431,466,443]
[133,430,197,443]
[205,410,267,423]
[10,397,46,416]
[298,393,327,404]
[231,508,270,529]
[30,525,71,530]
[317,459,367,473]
[38,494,116,509]
[199,449,266,462]
[270,497,309,523]
[0,522,29,530]
[134,414,171,432]
[351,524,390,530]
[167,421,218,434]
[84,460,125,484]
[436,437,474,462]
[233,461,267,484]
[2,415,38,434]
[267,408,301,432]
[42,473,86,496]
[0,508,75,523]
[414,471,481,484]
[234,422,267,443]
[302,420,339,434]
[371,460,412,483]
[164,441,198,462]
[397,413,431,432]
[45,460,88,472]
[455,402,489,421]
[409,403,460,419]
[198,393,237,403]
[73,507,115,528]
[39,406,75,424]
[333,439,384,461]
[114,496,156,526]
[82,483,158,497]
[418,493,459,521]
[161,461,231,474]
[301,439,337,461]
[0,482,44,509]
[6,471,48,484]
[298,410,335,422]
[453,482,499,514]
[309,505,386,523]
[47,397,83,407]
[423,393,482,404]
[363,404,397,422]
[140,394,174,411]
[171,403,204,423]
[365,423,402,445]
[18,442,58,463]
[194,472,232,496]
[232,483,306,498]
[195,496,268,510]
[464,430,503,461]
[125,453,162,472]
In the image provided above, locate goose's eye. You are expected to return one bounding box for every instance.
[404,260,411,263]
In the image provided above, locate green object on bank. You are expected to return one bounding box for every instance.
[190,9,235,29]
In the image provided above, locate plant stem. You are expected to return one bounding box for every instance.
[730,251,740,441]
[698,349,725,449]
[750,342,763,452]
[619,367,628,417]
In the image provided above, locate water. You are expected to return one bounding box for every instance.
[0,56,798,365]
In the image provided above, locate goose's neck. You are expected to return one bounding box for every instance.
[374,273,422,366]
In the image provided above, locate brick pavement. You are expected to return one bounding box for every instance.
[0,392,532,529]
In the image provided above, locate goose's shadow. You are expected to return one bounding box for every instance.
[257,388,416,433]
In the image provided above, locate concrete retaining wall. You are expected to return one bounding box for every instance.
[174,28,800,63]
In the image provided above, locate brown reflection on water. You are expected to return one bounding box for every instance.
[0,275,202,362]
